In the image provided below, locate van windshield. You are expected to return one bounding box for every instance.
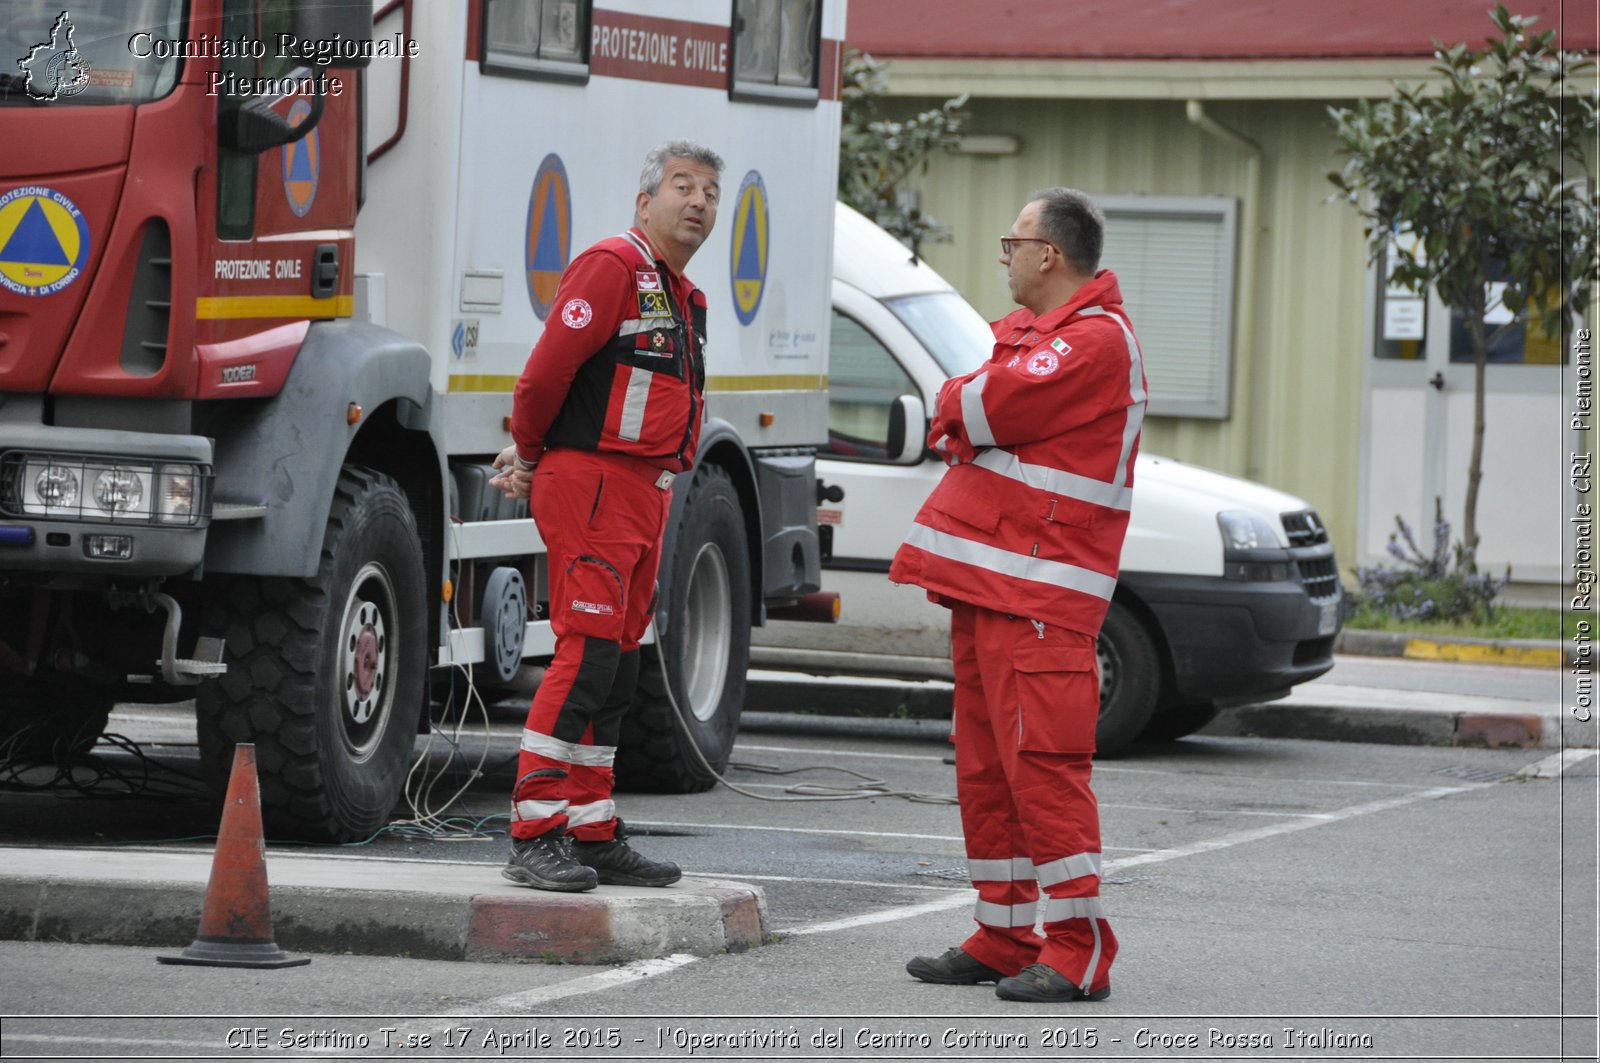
[0,1,185,106]
[884,291,994,379]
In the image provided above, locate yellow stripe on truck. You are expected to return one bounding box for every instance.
[196,295,355,320]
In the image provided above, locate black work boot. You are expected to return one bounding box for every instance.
[502,827,598,892]
[572,819,681,887]
[995,963,1111,1003]
[906,946,1005,985]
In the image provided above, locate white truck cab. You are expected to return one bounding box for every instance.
[751,204,1344,752]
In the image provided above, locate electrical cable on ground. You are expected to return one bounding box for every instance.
[651,636,957,806]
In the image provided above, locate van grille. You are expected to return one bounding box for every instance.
[1297,556,1341,602]
[1281,509,1329,546]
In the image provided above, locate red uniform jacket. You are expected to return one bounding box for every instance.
[889,270,1147,636]
[511,228,707,472]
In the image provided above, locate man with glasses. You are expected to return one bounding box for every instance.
[892,188,1146,1003]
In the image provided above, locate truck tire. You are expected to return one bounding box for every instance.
[1138,701,1221,743]
[615,464,751,793]
[1095,600,1160,755]
[195,467,427,842]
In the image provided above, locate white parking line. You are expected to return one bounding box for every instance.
[1514,748,1598,779]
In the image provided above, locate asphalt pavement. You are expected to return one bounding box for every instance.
[0,632,1594,980]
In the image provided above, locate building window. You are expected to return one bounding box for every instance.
[1372,236,1566,365]
[1098,195,1238,419]
[482,0,590,82]
[731,0,819,104]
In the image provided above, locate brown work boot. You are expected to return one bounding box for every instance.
[906,946,1005,985]
[995,963,1111,1003]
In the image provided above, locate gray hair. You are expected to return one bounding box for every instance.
[1029,187,1105,276]
[639,140,725,195]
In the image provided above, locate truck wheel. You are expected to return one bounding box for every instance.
[196,467,426,842]
[616,464,751,793]
[1095,601,1160,755]
[1138,701,1221,743]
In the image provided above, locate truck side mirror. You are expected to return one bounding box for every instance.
[220,86,324,156]
[886,394,926,465]
[292,0,376,67]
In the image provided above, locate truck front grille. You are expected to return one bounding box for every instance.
[120,219,172,377]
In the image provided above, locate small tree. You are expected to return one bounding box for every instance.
[838,48,967,258]
[1328,5,1597,559]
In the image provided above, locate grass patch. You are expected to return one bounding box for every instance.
[1344,605,1573,641]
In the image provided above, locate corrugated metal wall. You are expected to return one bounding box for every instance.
[896,97,1370,565]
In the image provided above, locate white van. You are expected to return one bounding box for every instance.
[750,204,1344,753]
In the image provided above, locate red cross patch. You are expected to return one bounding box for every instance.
[1027,350,1060,376]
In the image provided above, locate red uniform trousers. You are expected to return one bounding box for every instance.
[949,599,1117,993]
[510,448,672,842]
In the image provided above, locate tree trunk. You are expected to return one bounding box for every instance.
[1462,305,1490,568]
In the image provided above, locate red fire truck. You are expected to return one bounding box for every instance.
[0,0,843,840]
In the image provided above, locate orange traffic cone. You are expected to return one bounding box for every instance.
[158,744,310,968]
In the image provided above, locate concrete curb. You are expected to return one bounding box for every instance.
[1335,627,1575,668]
[0,848,767,965]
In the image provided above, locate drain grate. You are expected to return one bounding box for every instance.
[913,866,969,882]
[1433,765,1512,783]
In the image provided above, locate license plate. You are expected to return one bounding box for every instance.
[1317,598,1340,636]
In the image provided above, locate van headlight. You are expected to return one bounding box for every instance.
[1217,510,1284,551]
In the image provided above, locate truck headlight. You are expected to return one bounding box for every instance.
[93,467,148,517]
[1217,510,1284,551]
[33,464,80,511]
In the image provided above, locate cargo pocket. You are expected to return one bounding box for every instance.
[1015,641,1099,754]
[561,554,627,640]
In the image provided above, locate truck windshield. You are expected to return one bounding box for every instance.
[0,1,185,106]
[884,291,994,378]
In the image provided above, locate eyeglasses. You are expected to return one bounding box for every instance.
[1000,236,1056,256]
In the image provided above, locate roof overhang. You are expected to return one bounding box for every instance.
[871,57,1456,101]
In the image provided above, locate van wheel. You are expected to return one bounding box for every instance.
[616,464,751,793]
[196,467,426,842]
[1139,701,1221,743]
[1095,601,1160,755]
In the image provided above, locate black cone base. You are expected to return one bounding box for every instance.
[158,937,311,969]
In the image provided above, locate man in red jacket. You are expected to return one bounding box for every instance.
[891,188,1146,1002]
[490,141,722,892]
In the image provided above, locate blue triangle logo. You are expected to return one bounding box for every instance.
[0,199,71,265]
[287,140,315,181]
[531,190,565,273]
[735,216,763,281]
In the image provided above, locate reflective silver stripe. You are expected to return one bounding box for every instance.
[616,318,655,337]
[1041,896,1109,922]
[620,230,653,260]
[968,856,1035,882]
[520,729,617,768]
[904,522,1116,600]
[1035,853,1103,887]
[1076,305,1146,487]
[960,371,996,447]
[566,798,616,828]
[617,365,652,443]
[972,449,1133,511]
[975,899,1038,928]
[1082,915,1104,994]
[512,798,567,822]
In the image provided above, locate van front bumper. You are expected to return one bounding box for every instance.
[1120,569,1342,705]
